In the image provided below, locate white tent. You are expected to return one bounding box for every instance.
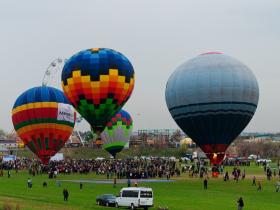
[50,153,64,161]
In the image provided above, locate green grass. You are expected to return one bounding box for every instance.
[0,165,278,210]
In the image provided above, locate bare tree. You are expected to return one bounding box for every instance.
[235,140,280,158]
[170,129,182,142]
[0,128,7,139]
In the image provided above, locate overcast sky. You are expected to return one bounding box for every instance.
[0,0,280,133]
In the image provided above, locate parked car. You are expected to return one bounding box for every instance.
[96,194,116,207]
[115,187,153,210]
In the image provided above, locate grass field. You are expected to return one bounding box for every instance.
[0,165,278,210]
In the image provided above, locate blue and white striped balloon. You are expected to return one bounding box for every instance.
[165,52,259,164]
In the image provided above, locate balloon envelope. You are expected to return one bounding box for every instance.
[165,52,259,164]
[61,48,135,133]
[101,109,133,158]
[12,86,76,164]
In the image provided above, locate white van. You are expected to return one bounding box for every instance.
[115,187,153,210]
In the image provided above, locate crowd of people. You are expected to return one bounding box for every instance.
[1,156,279,181]
[222,158,251,166]
[0,155,280,208]
[0,157,180,180]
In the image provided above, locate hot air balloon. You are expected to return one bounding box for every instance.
[165,52,259,165]
[61,48,135,134]
[12,86,76,164]
[101,109,133,158]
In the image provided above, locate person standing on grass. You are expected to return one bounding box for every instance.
[224,171,229,181]
[106,171,109,179]
[113,177,117,188]
[43,181,47,188]
[242,169,245,180]
[7,170,11,178]
[257,180,262,191]
[63,188,69,201]
[237,197,244,210]
[127,178,131,187]
[252,176,256,186]
[203,178,208,190]
[27,178,32,188]
[275,182,280,192]
[80,182,83,190]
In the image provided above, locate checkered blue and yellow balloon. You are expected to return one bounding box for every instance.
[61,48,135,133]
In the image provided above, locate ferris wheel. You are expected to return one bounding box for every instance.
[42,58,67,88]
[42,58,85,144]
[42,58,83,122]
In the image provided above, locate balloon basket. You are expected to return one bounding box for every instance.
[212,171,219,178]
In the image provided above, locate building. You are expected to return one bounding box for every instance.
[129,129,182,148]
[0,139,18,150]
